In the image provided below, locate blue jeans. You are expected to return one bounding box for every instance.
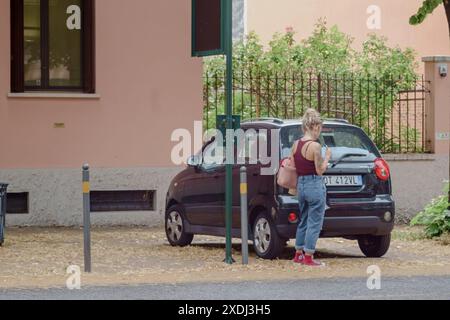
[295,175,327,255]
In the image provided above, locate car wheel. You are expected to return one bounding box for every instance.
[165,205,194,247]
[252,212,284,260]
[358,234,391,258]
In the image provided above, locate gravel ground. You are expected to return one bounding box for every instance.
[0,226,449,289]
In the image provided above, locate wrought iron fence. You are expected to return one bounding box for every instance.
[203,71,430,154]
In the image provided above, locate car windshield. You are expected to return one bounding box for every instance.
[280,125,380,160]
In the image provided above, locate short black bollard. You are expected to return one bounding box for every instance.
[82,164,92,273]
[240,167,249,265]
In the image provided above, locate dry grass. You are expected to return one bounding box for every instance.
[437,233,450,246]
[392,226,427,241]
[0,225,449,289]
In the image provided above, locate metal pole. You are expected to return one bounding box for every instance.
[82,164,92,273]
[224,0,234,265]
[0,183,7,247]
[240,167,249,265]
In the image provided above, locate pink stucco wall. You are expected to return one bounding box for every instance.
[247,0,450,73]
[0,0,203,169]
[423,57,450,155]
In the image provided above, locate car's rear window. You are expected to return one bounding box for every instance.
[281,125,380,159]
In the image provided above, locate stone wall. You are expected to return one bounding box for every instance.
[0,167,180,227]
[1,156,448,226]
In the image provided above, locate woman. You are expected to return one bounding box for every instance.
[292,109,331,267]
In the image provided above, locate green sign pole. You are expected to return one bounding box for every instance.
[224,0,234,265]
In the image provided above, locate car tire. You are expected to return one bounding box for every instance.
[358,234,391,258]
[252,212,284,260]
[165,205,194,247]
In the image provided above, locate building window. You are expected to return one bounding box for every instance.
[90,191,156,212]
[11,0,95,93]
[6,193,29,214]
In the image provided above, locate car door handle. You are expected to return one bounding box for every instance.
[213,175,220,179]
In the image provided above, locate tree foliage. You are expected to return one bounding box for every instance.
[203,20,420,153]
[410,0,444,25]
[205,19,418,82]
[410,0,450,36]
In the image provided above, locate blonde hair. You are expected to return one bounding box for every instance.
[302,108,323,132]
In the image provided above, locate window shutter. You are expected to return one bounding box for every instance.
[82,0,96,93]
[10,0,24,93]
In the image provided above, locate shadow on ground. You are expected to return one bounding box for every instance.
[189,242,363,260]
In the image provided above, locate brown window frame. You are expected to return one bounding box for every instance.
[10,0,95,93]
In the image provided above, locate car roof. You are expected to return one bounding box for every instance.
[241,118,358,129]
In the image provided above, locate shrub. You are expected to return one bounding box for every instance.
[411,183,450,238]
[203,19,420,146]
[204,19,418,81]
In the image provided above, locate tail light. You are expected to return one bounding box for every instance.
[374,158,390,181]
[288,212,298,223]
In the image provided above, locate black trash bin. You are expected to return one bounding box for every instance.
[0,183,7,246]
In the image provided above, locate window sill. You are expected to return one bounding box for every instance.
[7,92,101,99]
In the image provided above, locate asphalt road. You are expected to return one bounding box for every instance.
[0,276,449,300]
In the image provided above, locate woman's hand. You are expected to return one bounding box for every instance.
[313,144,331,176]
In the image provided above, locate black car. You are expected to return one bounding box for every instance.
[165,118,395,260]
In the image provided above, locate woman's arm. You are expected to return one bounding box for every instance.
[290,141,299,158]
[312,143,331,176]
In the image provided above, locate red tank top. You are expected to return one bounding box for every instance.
[294,140,318,176]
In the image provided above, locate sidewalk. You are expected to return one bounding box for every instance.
[0,226,449,289]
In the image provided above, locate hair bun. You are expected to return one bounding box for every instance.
[302,108,323,131]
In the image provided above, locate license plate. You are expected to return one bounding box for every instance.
[323,175,363,187]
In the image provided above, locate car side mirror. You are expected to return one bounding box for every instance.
[187,155,201,168]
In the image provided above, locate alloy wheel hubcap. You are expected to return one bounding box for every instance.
[167,211,183,242]
[254,218,271,254]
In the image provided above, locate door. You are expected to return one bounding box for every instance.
[182,142,226,227]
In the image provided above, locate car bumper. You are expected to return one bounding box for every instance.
[277,216,394,239]
[276,194,395,238]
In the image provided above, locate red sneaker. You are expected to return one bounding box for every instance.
[301,255,325,267]
[293,251,304,264]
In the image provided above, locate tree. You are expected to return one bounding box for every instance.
[410,0,450,36]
